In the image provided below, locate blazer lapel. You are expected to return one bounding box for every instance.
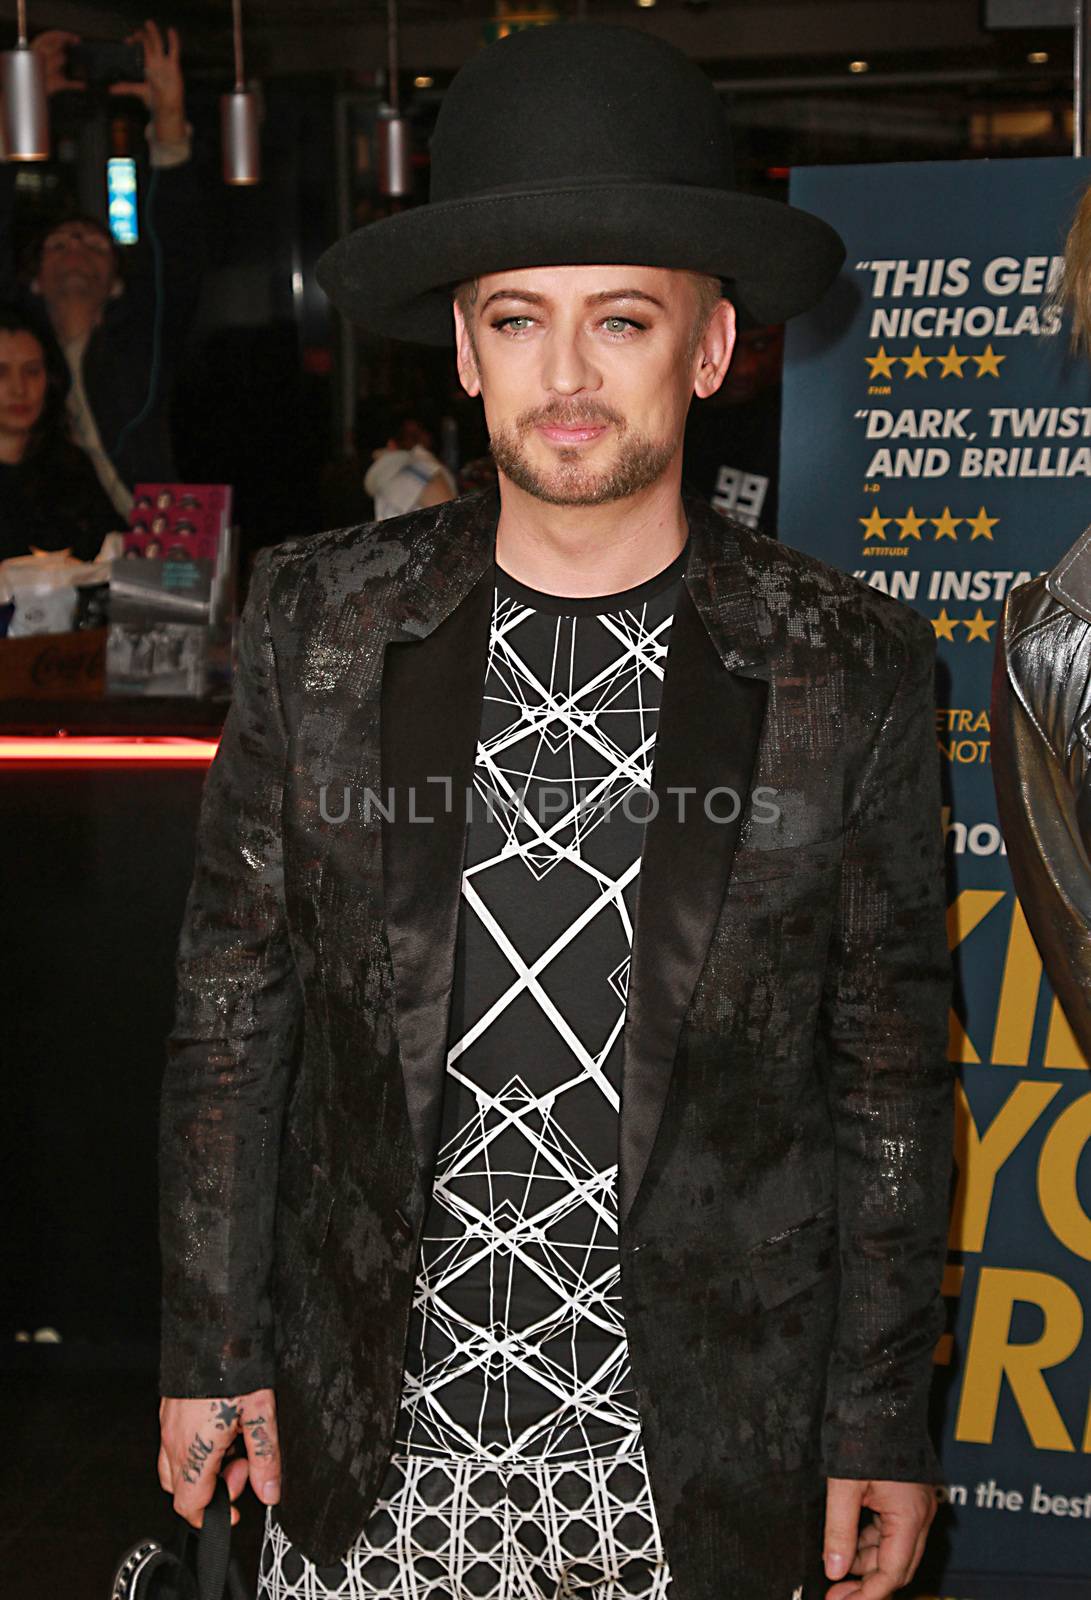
[380,490,499,1179]
[618,497,771,1224]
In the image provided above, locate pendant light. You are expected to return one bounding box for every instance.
[1,1,49,162]
[221,0,260,185]
[378,0,412,198]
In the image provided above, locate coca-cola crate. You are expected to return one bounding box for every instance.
[0,627,106,700]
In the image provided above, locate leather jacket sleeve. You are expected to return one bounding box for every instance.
[159,546,303,1398]
[818,616,954,1485]
[992,574,1091,1061]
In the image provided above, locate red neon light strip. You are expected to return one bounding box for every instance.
[0,735,220,765]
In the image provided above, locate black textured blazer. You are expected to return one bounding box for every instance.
[160,488,954,1598]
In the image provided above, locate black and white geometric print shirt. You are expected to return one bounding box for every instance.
[393,536,689,1464]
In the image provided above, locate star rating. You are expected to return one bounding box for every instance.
[928,607,997,643]
[932,507,962,540]
[859,507,891,541]
[973,343,1005,377]
[862,343,1008,380]
[967,506,999,541]
[895,506,926,541]
[936,344,969,378]
[900,344,932,378]
[860,504,999,547]
[963,608,996,642]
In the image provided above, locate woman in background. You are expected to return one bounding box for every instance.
[992,190,1091,1059]
[0,303,119,564]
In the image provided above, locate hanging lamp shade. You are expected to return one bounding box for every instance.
[377,0,412,197]
[221,0,260,184]
[377,106,412,197]
[1,6,49,162]
[221,88,260,185]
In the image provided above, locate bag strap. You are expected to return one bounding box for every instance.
[195,1478,233,1600]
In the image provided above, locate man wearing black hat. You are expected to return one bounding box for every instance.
[157,24,953,1600]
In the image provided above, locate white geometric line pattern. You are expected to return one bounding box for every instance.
[395,564,684,1466]
[258,1454,673,1598]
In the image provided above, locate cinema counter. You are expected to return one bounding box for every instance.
[1,693,224,1367]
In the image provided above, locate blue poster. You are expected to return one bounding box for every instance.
[782,158,1091,1599]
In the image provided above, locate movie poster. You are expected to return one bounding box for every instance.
[782,157,1091,1600]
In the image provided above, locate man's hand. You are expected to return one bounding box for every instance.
[824,1477,937,1599]
[31,30,84,97]
[158,1389,280,1530]
[111,20,186,145]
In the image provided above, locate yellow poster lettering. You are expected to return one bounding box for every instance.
[950,1080,1062,1251]
[1037,1093,1091,1260]
[955,1268,1081,1450]
[947,890,1006,1063]
[992,900,1041,1068]
[946,892,1091,1067]
[1044,997,1090,1071]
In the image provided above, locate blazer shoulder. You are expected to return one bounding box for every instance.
[734,523,935,668]
[251,496,477,618]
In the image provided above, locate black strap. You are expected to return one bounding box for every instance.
[118,1477,249,1600]
[194,1478,234,1600]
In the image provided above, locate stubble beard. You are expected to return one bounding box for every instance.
[488,401,678,507]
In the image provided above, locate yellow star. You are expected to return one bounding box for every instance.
[936,344,969,378]
[866,345,897,379]
[900,344,933,378]
[895,506,926,541]
[859,507,891,541]
[967,506,999,541]
[973,343,1006,378]
[963,608,996,642]
[932,608,959,643]
[932,507,962,540]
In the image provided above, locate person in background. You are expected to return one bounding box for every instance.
[0,302,119,563]
[0,22,205,519]
[992,182,1091,1060]
[361,403,457,520]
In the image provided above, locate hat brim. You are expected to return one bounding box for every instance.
[315,183,845,344]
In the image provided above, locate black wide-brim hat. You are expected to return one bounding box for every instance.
[316,23,846,345]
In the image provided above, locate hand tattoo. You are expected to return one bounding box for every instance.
[242,1413,274,1458]
[181,1432,214,1484]
[212,1399,240,1432]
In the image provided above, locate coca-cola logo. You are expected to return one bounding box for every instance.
[29,638,106,690]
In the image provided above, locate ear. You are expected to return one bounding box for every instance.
[453,299,481,399]
[108,279,124,300]
[692,299,737,400]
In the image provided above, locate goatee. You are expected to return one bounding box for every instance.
[489,401,676,507]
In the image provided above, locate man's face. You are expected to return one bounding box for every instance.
[35,221,117,311]
[453,265,735,507]
[0,331,47,437]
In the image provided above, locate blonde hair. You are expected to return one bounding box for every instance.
[453,270,725,353]
[1048,183,1091,356]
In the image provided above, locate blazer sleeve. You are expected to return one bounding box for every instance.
[159,545,302,1398]
[991,597,1091,1061]
[818,615,954,1485]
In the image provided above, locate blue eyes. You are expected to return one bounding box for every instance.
[490,315,646,336]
